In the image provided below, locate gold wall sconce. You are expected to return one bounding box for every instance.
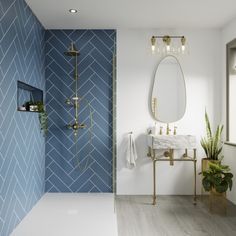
[151,35,188,55]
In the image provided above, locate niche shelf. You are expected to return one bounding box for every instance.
[17,81,43,113]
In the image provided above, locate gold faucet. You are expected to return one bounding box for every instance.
[166,123,171,135]
[174,126,177,135]
[159,126,163,135]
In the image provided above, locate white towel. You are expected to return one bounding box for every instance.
[126,133,138,168]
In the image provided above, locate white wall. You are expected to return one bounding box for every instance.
[116,29,221,195]
[221,18,236,204]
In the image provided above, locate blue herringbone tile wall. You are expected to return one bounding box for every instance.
[45,30,116,193]
[0,0,45,235]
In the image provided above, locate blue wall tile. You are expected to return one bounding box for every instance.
[0,0,45,235]
[45,30,116,193]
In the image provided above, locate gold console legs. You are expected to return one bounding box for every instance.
[153,160,157,205]
[151,148,197,206]
[193,149,197,205]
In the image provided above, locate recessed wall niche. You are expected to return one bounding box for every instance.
[17,81,43,112]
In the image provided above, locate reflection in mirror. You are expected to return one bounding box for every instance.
[151,55,186,123]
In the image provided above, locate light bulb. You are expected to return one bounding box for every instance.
[166,45,170,52]
[180,36,187,54]
[151,36,156,54]
[163,36,171,54]
[151,45,155,54]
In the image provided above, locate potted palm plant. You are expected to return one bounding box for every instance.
[200,111,224,173]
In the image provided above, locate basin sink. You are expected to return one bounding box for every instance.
[147,134,196,149]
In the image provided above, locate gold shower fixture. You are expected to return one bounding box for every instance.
[63,42,94,172]
[151,35,188,55]
[64,42,86,136]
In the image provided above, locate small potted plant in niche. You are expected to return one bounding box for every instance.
[200,110,224,174]
[36,101,48,137]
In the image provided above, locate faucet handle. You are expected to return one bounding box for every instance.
[174,126,177,135]
[166,123,171,135]
[159,126,163,135]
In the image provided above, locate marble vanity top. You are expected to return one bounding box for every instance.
[147,134,196,149]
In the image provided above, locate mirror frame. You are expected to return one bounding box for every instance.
[151,55,187,123]
[225,38,236,146]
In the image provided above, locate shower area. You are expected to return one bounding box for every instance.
[10,29,118,236]
[0,1,117,234]
[45,30,116,193]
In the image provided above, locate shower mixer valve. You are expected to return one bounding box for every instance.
[67,121,86,136]
[68,121,86,131]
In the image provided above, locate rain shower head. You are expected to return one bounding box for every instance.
[64,42,80,56]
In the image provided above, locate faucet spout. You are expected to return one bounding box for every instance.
[166,123,171,135]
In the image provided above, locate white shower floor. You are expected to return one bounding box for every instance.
[11,193,118,236]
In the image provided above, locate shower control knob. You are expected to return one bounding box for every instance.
[67,122,86,131]
[79,124,86,129]
[72,122,79,130]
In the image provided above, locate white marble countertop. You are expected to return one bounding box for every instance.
[147,134,197,150]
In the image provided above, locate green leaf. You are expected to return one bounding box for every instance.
[205,110,212,140]
[201,110,223,160]
[229,180,233,191]
[215,180,228,193]
[202,177,212,191]
[202,161,233,193]
[225,173,233,178]
[38,107,48,137]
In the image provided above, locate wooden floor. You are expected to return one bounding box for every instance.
[115,196,236,236]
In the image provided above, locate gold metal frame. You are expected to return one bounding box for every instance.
[150,55,187,123]
[152,97,157,118]
[148,147,197,205]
